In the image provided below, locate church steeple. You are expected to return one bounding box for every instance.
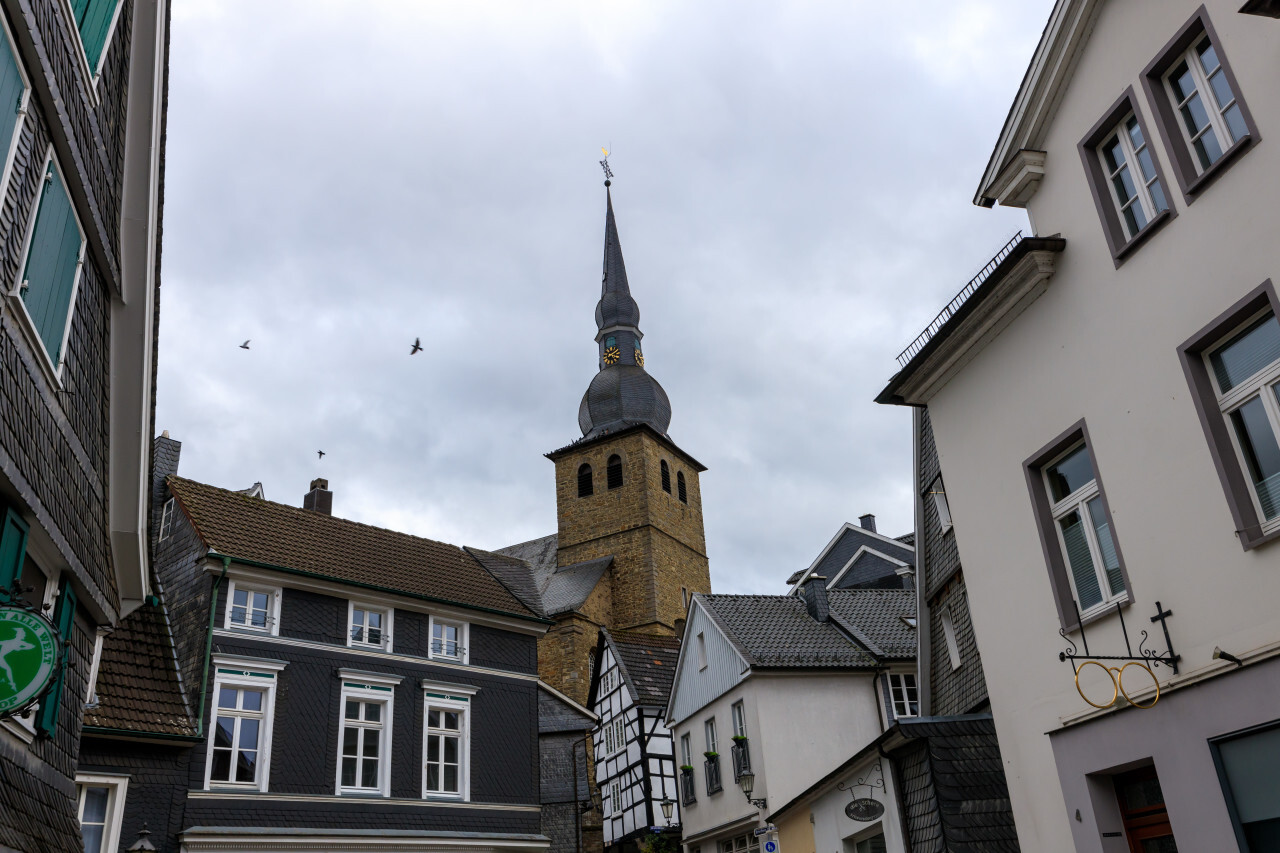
[577,185,672,440]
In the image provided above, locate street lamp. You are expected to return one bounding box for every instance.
[660,797,675,826]
[738,770,767,810]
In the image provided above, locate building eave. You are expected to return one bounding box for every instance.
[545,423,707,472]
[876,239,1066,407]
[974,0,1104,207]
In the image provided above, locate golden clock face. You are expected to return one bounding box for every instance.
[635,350,644,367]
[603,346,620,365]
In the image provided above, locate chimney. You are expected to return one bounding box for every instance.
[801,574,829,623]
[303,478,332,515]
[858,513,876,533]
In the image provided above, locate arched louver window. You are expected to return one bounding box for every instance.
[607,455,623,490]
[578,464,594,497]
[661,460,671,493]
[677,471,687,504]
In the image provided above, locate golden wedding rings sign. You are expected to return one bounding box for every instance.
[1073,659,1160,710]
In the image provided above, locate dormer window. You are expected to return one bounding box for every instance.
[607,455,623,490]
[224,582,279,635]
[578,464,593,498]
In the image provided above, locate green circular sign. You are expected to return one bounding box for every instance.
[0,606,59,715]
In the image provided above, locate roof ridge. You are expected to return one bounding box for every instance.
[169,475,473,555]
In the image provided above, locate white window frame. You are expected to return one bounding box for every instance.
[159,497,174,541]
[56,0,125,98]
[888,672,919,719]
[704,717,717,754]
[223,580,281,635]
[730,700,747,738]
[1206,309,1280,536]
[9,146,87,386]
[75,772,128,853]
[680,733,693,767]
[421,680,477,800]
[203,656,285,792]
[607,716,625,757]
[930,484,953,535]
[1165,36,1243,175]
[940,602,962,671]
[607,778,623,816]
[347,601,392,651]
[696,632,707,670]
[428,615,467,664]
[1096,113,1166,239]
[719,833,761,853]
[1044,444,1126,619]
[336,672,400,797]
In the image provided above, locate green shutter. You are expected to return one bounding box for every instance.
[36,577,77,735]
[21,162,82,367]
[78,0,119,73]
[0,30,24,149]
[0,507,29,597]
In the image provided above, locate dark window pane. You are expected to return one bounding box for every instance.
[346,699,359,720]
[1102,136,1125,173]
[214,717,234,748]
[82,824,104,853]
[235,749,257,782]
[1125,199,1148,237]
[241,690,262,712]
[341,756,356,787]
[362,758,378,788]
[427,765,439,790]
[1126,117,1145,151]
[1150,180,1168,213]
[1217,725,1280,825]
[82,786,109,823]
[1231,396,1280,520]
[444,735,458,763]
[365,728,380,758]
[444,711,460,730]
[1192,124,1223,169]
[366,702,380,723]
[233,589,248,607]
[1197,38,1220,75]
[1224,104,1247,144]
[1047,445,1094,502]
[1170,63,1194,102]
[1208,70,1233,111]
[251,591,268,610]
[343,727,358,754]
[230,605,246,624]
[350,625,363,642]
[1112,167,1138,204]
[1087,497,1125,597]
[444,765,458,792]
[239,718,260,750]
[1060,510,1102,611]
[210,748,231,781]
[1118,773,1165,809]
[1210,314,1280,393]
[428,709,440,728]
[428,735,440,762]
[1136,148,1157,183]
[218,688,237,709]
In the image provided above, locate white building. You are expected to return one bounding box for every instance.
[878,0,1280,849]
[589,630,683,852]
[666,581,916,853]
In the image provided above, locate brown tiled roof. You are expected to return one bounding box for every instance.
[84,602,195,737]
[167,477,541,620]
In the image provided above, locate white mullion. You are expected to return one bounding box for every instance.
[1190,49,1236,147]
[1217,359,1280,411]
[1117,127,1155,222]
[1075,491,1113,605]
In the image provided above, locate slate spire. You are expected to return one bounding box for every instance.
[578,183,672,439]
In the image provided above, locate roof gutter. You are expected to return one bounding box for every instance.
[80,725,202,744]
[205,551,553,626]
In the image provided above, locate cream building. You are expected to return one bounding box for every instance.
[879,0,1280,850]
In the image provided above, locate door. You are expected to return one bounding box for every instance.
[1115,768,1177,853]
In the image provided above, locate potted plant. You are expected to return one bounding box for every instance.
[704,751,719,759]
[679,764,694,772]
[731,734,748,743]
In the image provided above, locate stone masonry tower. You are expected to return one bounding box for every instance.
[545,185,711,637]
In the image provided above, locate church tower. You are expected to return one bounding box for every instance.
[546,184,711,636]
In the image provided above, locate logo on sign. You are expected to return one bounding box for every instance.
[845,798,885,822]
[0,607,59,716]
[763,841,777,853]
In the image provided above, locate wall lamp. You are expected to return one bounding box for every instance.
[738,770,767,810]
[1213,647,1244,667]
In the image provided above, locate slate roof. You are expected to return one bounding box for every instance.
[697,594,878,669]
[785,522,916,587]
[84,599,195,736]
[168,477,541,620]
[828,589,916,659]
[466,548,546,617]
[494,534,614,617]
[606,630,681,707]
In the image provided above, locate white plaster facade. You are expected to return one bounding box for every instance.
[884,1,1280,850]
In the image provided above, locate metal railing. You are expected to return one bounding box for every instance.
[895,231,1024,368]
[680,767,697,805]
[730,740,751,781]
[704,756,723,795]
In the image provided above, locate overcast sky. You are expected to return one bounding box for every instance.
[157,0,1048,595]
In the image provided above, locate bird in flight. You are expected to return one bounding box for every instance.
[239,340,251,350]
[317,450,325,460]
[410,337,423,355]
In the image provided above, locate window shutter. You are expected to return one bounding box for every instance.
[21,162,82,367]
[78,0,119,73]
[37,577,77,735]
[0,507,29,595]
[0,31,23,145]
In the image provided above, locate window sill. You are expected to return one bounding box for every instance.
[1065,595,1132,632]
[1183,135,1257,203]
[1112,208,1175,267]
[339,789,389,798]
[223,625,275,637]
[1240,520,1280,552]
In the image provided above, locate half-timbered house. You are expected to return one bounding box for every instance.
[0,0,169,849]
[587,629,681,852]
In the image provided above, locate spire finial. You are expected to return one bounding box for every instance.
[600,147,613,186]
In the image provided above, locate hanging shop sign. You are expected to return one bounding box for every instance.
[0,605,60,717]
[1057,600,1180,711]
[838,763,886,822]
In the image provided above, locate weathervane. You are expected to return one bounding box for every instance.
[600,147,613,185]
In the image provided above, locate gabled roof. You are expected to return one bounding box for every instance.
[600,630,681,708]
[696,594,878,669]
[84,597,195,737]
[786,522,914,589]
[827,589,916,660]
[542,557,612,616]
[466,548,546,617]
[974,0,1104,206]
[167,477,543,621]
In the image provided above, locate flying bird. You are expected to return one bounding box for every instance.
[239,340,250,350]
[410,338,423,355]
[317,450,325,460]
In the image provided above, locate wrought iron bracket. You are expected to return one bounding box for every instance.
[1058,600,1180,674]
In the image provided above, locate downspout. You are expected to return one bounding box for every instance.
[194,556,229,736]
[879,744,913,853]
